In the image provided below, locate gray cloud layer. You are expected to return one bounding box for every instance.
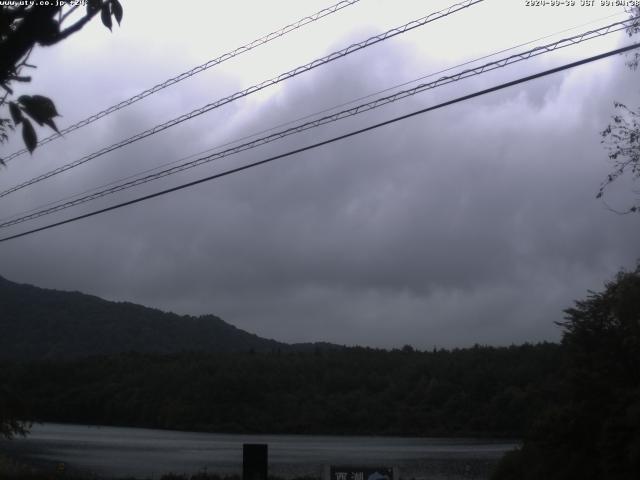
[1,17,639,348]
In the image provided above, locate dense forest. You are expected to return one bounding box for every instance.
[1,343,561,438]
[492,266,640,480]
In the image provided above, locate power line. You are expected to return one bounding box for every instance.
[1,0,363,163]
[0,17,633,229]
[3,12,623,226]
[0,0,484,199]
[5,12,623,218]
[218,11,628,150]
[2,42,638,244]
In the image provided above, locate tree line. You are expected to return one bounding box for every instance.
[1,343,561,438]
[492,265,640,480]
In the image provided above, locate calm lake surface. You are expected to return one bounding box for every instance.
[2,423,518,479]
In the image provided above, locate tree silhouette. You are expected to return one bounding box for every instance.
[0,383,30,439]
[0,1,123,162]
[599,7,640,213]
[492,264,640,480]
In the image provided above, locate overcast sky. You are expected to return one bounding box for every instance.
[1,0,639,348]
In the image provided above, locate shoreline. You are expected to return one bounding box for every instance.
[1,451,501,480]
[2,423,511,480]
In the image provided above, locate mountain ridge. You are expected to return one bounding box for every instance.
[0,275,334,360]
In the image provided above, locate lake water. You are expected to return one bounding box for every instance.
[2,423,518,479]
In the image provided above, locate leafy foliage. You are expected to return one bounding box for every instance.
[0,384,30,439]
[600,102,640,213]
[492,265,640,480]
[599,7,640,213]
[625,7,640,71]
[0,1,123,160]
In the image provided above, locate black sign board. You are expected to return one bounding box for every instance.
[329,466,394,480]
[243,443,268,480]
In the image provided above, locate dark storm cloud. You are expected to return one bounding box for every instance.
[1,26,639,348]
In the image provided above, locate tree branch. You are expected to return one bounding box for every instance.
[48,2,105,43]
[7,75,31,82]
[0,6,58,84]
[59,5,79,25]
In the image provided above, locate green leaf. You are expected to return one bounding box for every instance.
[31,95,59,117]
[101,3,112,31]
[43,117,60,134]
[87,0,102,14]
[18,95,59,129]
[21,118,37,153]
[8,102,22,125]
[111,0,123,25]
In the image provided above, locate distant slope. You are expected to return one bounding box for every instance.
[0,275,290,360]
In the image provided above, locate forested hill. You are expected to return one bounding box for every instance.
[0,275,299,360]
[0,275,567,438]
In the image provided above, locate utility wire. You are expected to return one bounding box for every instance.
[0,10,627,229]
[3,12,622,226]
[1,42,638,244]
[3,12,623,221]
[0,17,634,230]
[0,0,484,199]
[212,10,628,153]
[1,0,362,163]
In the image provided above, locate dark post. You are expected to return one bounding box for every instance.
[243,443,268,480]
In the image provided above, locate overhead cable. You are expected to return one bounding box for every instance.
[0,0,484,199]
[1,0,362,163]
[0,17,634,229]
[1,42,638,244]
[3,11,624,226]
